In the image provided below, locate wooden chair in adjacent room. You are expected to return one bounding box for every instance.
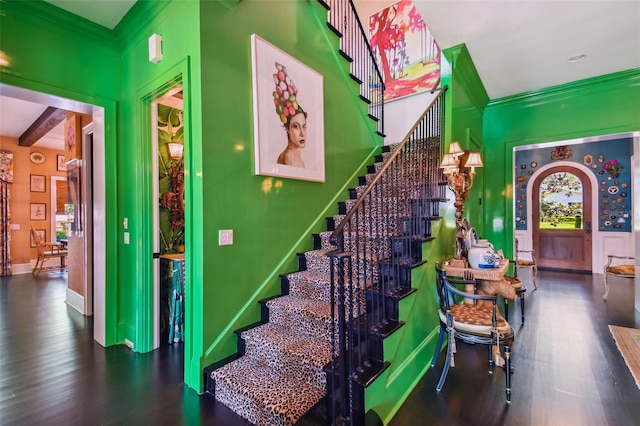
[30,225,68,276]
[431,263,515,403]
[514,237,537,290]
[602,255,635,300]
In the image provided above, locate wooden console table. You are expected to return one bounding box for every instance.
[442,258,515,301]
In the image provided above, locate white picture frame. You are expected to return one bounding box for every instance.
[251,34,325,182]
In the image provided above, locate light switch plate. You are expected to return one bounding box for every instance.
[219,229,233,245]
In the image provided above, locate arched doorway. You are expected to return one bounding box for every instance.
[532,165,592,271]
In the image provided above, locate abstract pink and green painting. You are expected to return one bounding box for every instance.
[369,0,440,102]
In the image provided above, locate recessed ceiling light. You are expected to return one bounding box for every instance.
[568,54,587,63]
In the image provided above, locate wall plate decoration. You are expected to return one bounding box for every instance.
[30,151,46,164]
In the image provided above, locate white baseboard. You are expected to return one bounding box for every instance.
[66,288,85,314]
[9,263,33,275]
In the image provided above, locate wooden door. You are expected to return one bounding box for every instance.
[533,166,592,271]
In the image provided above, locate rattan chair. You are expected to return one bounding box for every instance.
[31,225,67,276]
[431,263,515,403]
[602,255,635,300]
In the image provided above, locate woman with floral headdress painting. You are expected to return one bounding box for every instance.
[277,109,307,167]
[273,62,307,168]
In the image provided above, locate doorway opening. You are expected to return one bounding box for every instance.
[0,82,107,344]
[532,165,592,271]
[151,85,186,351]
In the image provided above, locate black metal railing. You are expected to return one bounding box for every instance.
[322,0,385,136]
[327,89,446,424]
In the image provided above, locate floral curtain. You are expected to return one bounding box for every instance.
[0,151,13,276]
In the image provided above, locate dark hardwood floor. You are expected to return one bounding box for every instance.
[1,270,639,425]
[390,270,640,426]
[0,272,251,426]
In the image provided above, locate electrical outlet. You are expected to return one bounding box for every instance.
[219,229,233,246]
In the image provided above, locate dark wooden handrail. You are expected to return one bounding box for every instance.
[330,88,446,248]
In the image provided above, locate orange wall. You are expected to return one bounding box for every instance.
[0,135,66,265]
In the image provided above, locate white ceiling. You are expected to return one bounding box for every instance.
[44,0,137,30]
[415,0,640,99]
[0,96,66,150]
[2,0,639,148]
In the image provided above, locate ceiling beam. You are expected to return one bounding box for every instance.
[18,107,67,147]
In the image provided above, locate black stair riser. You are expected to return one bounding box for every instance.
[258,297,280,324]
[378,263,413,291]
[365,294,401,324]
[401,217,433,239]
[359,94,372,105]
[296,252,308,271]
[338,201,347,215]
[312,233,322,250]
[324,353,390,389]
[390,237,423,262]
[279,274,290,295]
[410,198,441,217]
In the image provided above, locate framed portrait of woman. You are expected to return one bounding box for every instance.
[251,34,325,182]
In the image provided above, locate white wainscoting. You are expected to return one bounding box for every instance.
[515,230,634,273]
[599,233,635,273]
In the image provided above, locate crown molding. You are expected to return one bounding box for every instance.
[445,43,490,112]
[488,68,640,108]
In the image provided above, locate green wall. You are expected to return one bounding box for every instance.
[483,69,640,254]
[0,0,121,345]
[197,0,383,388]
[113,0,203,388]
[440,45,489,238]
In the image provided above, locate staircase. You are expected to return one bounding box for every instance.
[207,1,446,424]
[208,130,445,425]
